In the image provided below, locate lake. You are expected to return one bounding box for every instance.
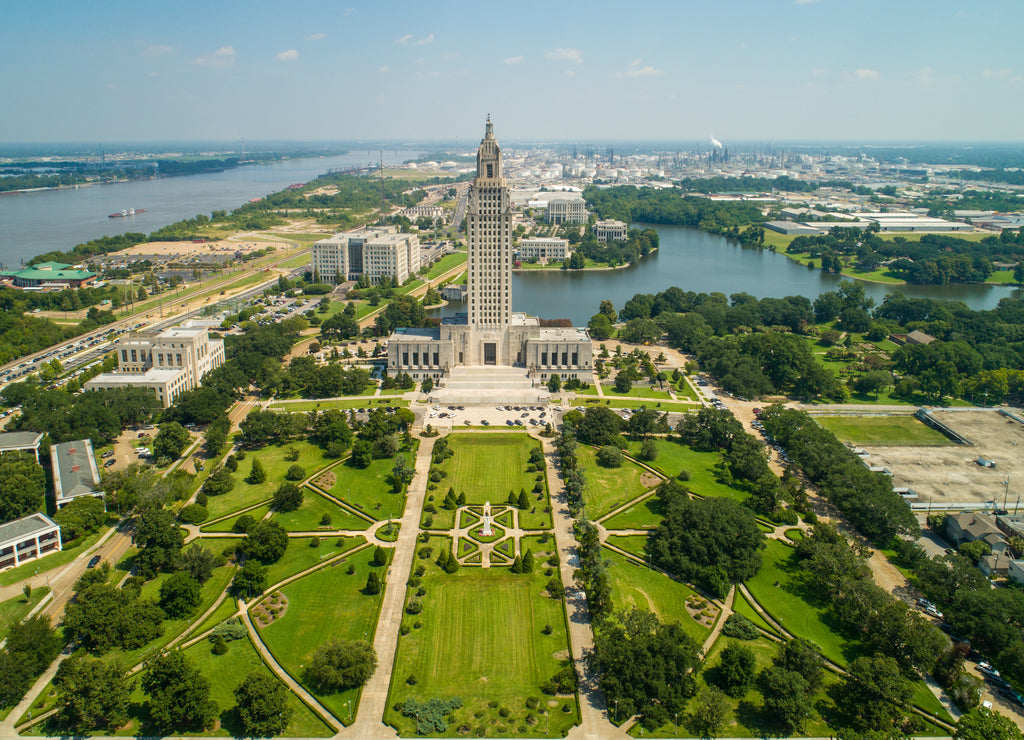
[429,224,1023,324]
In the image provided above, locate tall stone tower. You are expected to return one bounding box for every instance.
[466,116,513,334]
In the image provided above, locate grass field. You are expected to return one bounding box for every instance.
[744,540,855,667]
[258,547,385,725]
[815,415,955,446]
[206,442,332,520]
[577,446,657,519]
[602,549,708,643]
[271,490,372,531]
[435,433,552,529]
[0,587,50,641]
[386,554,578,737]
[328,456,409,521]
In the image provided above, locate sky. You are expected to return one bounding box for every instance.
[2,0,1023,144]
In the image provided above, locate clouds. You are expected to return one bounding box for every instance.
[395,33,434,46]
[544,48,583,64]
[504,56,523,65]
[612,59,663,78]
[194,46,235,68]
[275,49,299,62]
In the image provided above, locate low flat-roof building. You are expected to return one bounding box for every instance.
[0,513,62,570]
[84,324,225,407]
[51,439,103,509]
[517,237,571,263]
[0,431,44,462]
[593,219,628,242]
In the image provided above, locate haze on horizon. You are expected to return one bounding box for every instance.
[2,0,1022,145]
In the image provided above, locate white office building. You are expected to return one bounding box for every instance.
[84,324,225,407]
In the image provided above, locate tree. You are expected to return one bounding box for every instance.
[272,482,304,512]
[233,672,292,737]
[304,639,378,693]
[715,643,756,697]
[687,686,729,739]
[247,458,266,484]
[53,655,133,734]
[0,451,46,523]
[153,422,191,460]
[159,572,201,619]
[240,522,289,564]
[231,560,267,599]
[955,706,1024,740]
[142,651,218,732]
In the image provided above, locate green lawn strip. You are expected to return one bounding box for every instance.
[271,490,371,532]
[265,537,365,587]
[385,555,578,737]
[577,446,655,519]
[439,433,552,529]
[0,587,50,641]
[815,415,954,446]
[180,634,333,737]
[602,549,708,644]
[328,457,409,522]
[731,588,782,637]
[206,441,332,520]
[631,635,839,738]
[268,398,407,412]
[202,504,272,533]
[257,547,385,725]
[0,528,106,586]
[601,494,663,530]
[604,534,648,559]
[623,438,749,503]
[426,252,468,279]
[744,540,857,667]
[600,384,674,400]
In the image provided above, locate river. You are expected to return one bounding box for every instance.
[0,149,416,267]
[429,224,1023,324]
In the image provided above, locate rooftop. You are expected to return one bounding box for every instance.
[0,512,60,547]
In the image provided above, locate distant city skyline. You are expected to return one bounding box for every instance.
[3,0,1023,143]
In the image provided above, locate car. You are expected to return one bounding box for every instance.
[104,459,116,467]
[87,555,102,569]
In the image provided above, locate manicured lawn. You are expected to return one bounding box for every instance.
[577,446,657,519]
[258,547,385,725]
[202,504,272,533]
[602,549,708,643]
[601,383,674,400]
[271,490,372,531]
[815,415,954,446]
[205,442,332,520]
[328,457,409,522]
[745,540,857,667]
[436,433,552,529]
[0,587,50,641]
[426,251,467,279]
[386,557,578,737]
[265,538,365,587]
[623,438,749,503]
[0,528,106,586]
[182,634,333,737]
[605,534,648,559]
[601,494,663,529]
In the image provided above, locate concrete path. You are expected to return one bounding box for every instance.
[337,435,435,739]
[535,433,629,740]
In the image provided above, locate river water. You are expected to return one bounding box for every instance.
[0,149,414,267]
[430,224,1023,324]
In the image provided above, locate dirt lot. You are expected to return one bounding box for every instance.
[860,409,1024,507]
